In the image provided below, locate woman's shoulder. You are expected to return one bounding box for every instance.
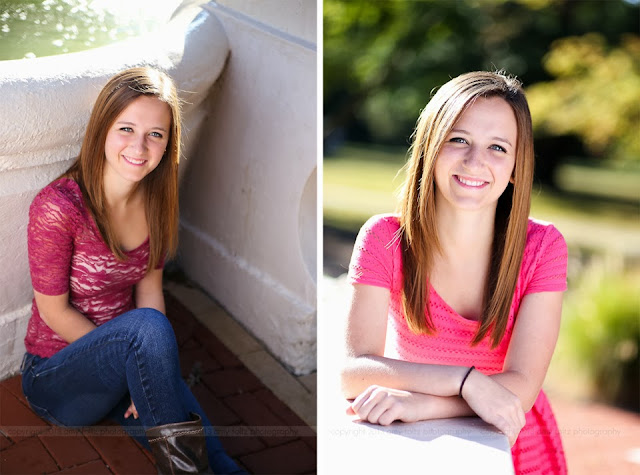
[349,214,401,286]
[526,217,565,244]
[360,213,401,235]
[31,177,85,218]
[352,213,403,262]
[523,217,568,265]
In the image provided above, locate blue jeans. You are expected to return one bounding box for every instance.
[21,308,243,474]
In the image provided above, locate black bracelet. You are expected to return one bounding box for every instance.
[459,366,475,398]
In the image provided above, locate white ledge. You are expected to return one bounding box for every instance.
[323,408,514,474]
[321,375,514,475]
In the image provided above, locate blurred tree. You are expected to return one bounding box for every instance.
[324,0,494,146]
[324,0,640,167]
[561,266,640,411]
[527,33,640,162]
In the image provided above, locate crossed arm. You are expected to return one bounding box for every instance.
[34,267,166,344]
[341,284,563,446]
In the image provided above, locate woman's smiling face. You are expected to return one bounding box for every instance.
[103,95,171,186]
[434,95,517,214]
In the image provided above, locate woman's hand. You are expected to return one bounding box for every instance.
[347,385,428,426]
[461,369,526,447]
[124,399,139,419]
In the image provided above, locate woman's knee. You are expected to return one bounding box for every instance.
[128,308,178,354]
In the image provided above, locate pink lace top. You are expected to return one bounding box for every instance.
[25,178,160,358]
[348,214,568,474]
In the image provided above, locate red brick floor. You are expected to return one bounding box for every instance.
[0,292,316,474]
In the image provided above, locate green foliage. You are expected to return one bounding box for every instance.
[324,0,518,142]
[324,0,640,163]
[561,266,640,409]
[526,34,640,161]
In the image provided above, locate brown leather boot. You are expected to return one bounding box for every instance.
[146,412,212,474]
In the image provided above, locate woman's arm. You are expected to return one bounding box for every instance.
[125,267,165,420]
[135,268,165,314]
[341,284,472,399]
[343,283,526,445]
[29,192,96,343]
[487,291,564,411]
[34,291,96,344]
[348,387,474,425]
[32,268,169,344]
[342,285,563,407]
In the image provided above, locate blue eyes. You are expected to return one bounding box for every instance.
[119,127,163,139]
[449,137,506,153]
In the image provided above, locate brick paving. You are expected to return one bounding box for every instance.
[0,292,316,474]
[549,395,640,474]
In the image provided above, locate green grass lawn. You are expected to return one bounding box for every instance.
[323,143,404,230]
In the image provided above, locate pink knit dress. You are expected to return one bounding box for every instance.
[25,178,160,359]
[348,214,568,474]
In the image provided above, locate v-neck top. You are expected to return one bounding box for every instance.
[347,213,568,474]
[25,178,162,358]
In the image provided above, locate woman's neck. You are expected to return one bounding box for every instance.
[435,201,495,261]
[103,174,141,210]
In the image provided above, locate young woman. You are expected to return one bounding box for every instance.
[21,67,243,474]
[342,71,568,474]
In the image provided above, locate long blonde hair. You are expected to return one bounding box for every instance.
[64,67,182,271]
[398,71,534,348]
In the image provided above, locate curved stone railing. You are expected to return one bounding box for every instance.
[0,0,230,378]
[175,1,317,376]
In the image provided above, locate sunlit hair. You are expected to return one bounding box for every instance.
[397,71,534,348]
[64,66,182,271]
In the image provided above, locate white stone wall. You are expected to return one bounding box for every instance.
[178,1,317,375]
[0,0,229,379]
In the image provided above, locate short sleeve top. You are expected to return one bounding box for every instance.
[347,214,568,373]
[25,178,161,358]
